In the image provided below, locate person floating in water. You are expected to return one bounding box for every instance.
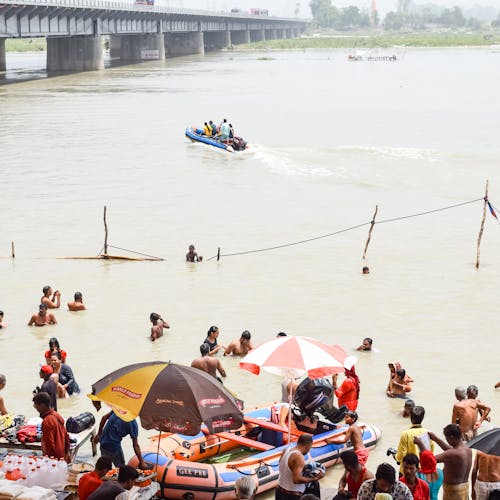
[186,245,202,262]
[357,337,373,351]
[68,291,86,311]
[0,310,5,329]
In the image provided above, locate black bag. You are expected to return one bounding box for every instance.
[66,412,95,433]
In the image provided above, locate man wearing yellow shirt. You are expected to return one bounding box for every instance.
[395,406,434,474]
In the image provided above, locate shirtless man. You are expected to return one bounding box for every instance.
[191,343,226,381]
[330,411,369,465]
[0,374,8,415]
[186,245,202,262]
[28,304,57,326]
[357,338,373,351]
[495,381,500,389]
[150,313,169,342]
[472,452,500,500]
[451,386,490,441]
[0,310,5,329]
[67,291,86,311]
[467,385,491,424]
[224,331,254,356]
[429,424,475,500]
[41,286,61,309]
[387,369,412,398]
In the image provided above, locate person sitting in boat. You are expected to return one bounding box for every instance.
[203,122,211,136]
[209,120,218,137]
[219,118,230,142]
[229,123,235,139]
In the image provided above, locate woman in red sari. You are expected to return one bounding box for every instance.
[333,366,360,411]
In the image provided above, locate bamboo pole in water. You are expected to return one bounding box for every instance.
[217,247,221,262]
[475,180,489,269]
[103,206,109,256]
[11,242,15,259]
[362,205,378,260]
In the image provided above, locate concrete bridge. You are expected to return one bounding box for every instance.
[0,0,306,72]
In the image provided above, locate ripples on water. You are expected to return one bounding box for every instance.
[1,48,500,492]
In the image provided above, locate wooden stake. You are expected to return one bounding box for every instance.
[475,180,489,269]
[11,241,15,259]
[362,205,378,259]
[217,247,221,262]
[103,206,109,255]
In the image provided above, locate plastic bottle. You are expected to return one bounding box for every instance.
[57,459,68,487]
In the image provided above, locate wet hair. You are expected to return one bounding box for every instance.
[363,337,373,345]
[346,410,358,422]
[150,313,160,323]
[404,399,415,408]
[234,475,255,499]
[402,453,419,466]
[200,343,210,356]
[410,406,425,425]
[241,331,251,340]
[467,385,478,396]
[455,386,466,398]
[95,456,113,471]
[362,266,369,272]
[207,326,219,336]
[0,374,6,385]
[33,391,51,407]
[0,311,3,316]
[297,434,313,446]
[39,304,47,310]
[375,463,396,484]
[276,332,287,337]
[74,291,82,301]
[396,369,406,378]
[50,351,62,360]
[340,450,359,468]
[443,424,462,440]
[42,286,51,295]
[49,337,60,349]
[117,465,139,483]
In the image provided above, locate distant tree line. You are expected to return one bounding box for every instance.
[309,0,500,30]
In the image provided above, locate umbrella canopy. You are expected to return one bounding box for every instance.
[89,362,243,435]
[240,336,354,379]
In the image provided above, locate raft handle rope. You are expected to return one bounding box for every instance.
[207,197,485,261]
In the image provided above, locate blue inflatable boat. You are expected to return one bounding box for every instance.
[185,126,247,153]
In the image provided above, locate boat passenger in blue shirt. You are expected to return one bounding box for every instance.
[95,411,147,469]
[219,119,230,141]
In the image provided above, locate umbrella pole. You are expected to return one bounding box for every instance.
[155,430,162,473]
[287,374,292,444]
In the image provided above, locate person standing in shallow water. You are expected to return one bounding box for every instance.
[68,291,86,311]
[41,286,61,309]
[150,313,169,342]
[204,326,225,356]
[186,245,202,262]
[28,304,57,326]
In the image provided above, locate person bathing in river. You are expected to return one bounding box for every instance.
[0,310,6,329]
[191,343,226,382]
[224,330,254,356]
[67,291,86,311]
[357,337,373,351]
[186,244,202,262]
[387,362,413,398]
[333,364,360,411]
[45,337,67,364]
[41,286,61,309]
[28,304,57,326]
[204,325,225,355]
[150,313,169,342]
[50,351,79,397]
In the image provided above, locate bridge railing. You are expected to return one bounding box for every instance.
[0,0,303,22]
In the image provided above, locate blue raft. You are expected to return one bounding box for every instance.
[185,126,247,153]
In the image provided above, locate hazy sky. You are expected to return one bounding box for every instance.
[163,1,499,18]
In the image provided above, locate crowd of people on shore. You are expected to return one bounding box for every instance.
[1,280,500,500]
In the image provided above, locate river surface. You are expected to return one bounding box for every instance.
[1,47,500,495]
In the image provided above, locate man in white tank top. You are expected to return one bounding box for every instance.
[276,434,324,499]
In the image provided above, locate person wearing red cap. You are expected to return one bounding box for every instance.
[417,450,443,500]
[35,365,58,411]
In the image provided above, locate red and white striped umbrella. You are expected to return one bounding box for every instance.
[240,336,355,379]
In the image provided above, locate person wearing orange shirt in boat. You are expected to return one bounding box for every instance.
[329,411,369,465]
[78,456,113,500]
[203,122,211,136]
[333,365,360,411]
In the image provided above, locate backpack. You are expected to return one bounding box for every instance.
[65,412,95,434]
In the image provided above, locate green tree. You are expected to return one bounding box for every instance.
[440,6,465,27]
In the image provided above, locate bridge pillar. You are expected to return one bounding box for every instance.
[164,32,204,57]
[0,38,5,72]
[230,30,250,45]
[285,28,292,39]
[116,34,165,61]
[250,29,265,43]
[265,29,277,40]
[203,30,231,51]
[276,29,285,39]
[47,35,103,72]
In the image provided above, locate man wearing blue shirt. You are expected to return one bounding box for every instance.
[94,412,147,469]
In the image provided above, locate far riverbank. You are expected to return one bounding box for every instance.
[5,30,500,52]
[236,31,500,50]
